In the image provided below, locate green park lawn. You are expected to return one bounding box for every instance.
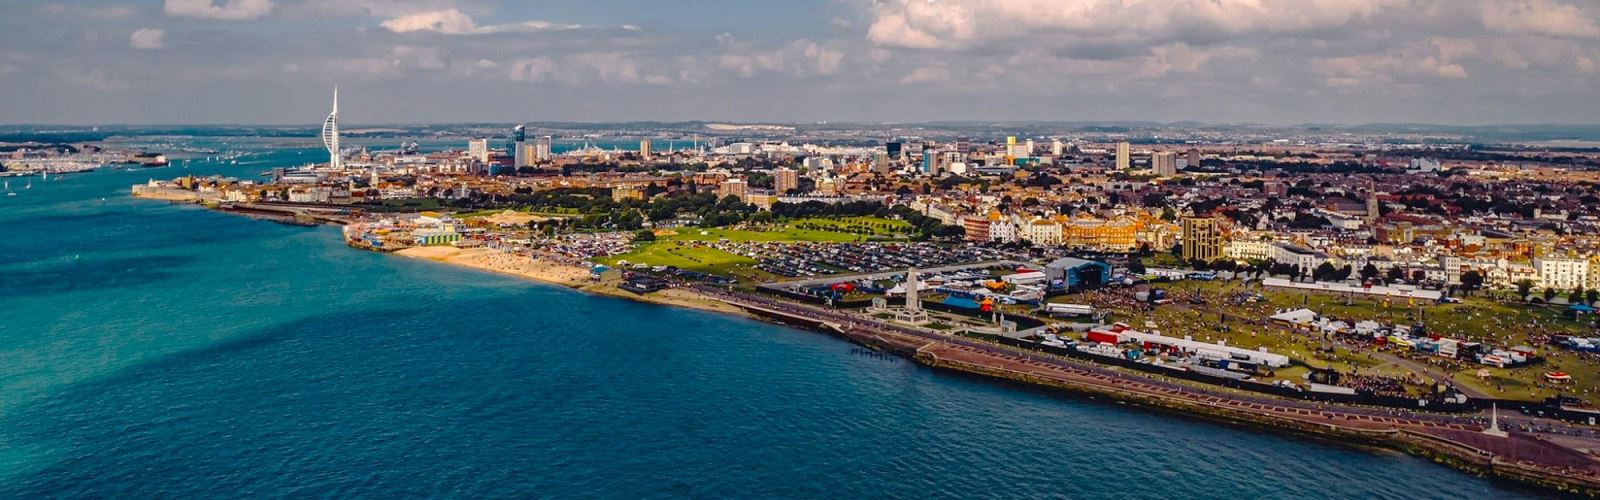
[656,226,864,243]
[785,216,912,238]
[454,207,579,218]
[599,241,756,275]
[1123,279,1600,399]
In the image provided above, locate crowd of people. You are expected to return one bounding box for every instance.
[1338,372,1418,398]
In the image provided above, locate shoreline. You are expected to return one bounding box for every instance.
[128,197,1600,496]
[391,246,750,318]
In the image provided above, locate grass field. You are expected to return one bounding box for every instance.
[1156,279,1591,341]
[655,226,864,243]
[598,241,756,276]
[786,216,911,238]
[596,224,867,283]
[1115,279,1600,400]
[454,207,579,218]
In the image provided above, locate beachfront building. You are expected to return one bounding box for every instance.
[1059,214,1139,252]
[1536,257,1590,291]
[411,213,463,246]
[1020,217,1064,246]
[1225,239,1275,262]
[990,217,1017,243]
[962,215,991,243]
[413,227,461,246]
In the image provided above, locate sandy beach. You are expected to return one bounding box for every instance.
[394,246,749,317]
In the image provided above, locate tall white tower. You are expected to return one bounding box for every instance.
[322,87,342,170]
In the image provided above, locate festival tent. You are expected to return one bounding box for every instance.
[1270,309,1318,325]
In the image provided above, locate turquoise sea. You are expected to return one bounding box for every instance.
[0,141,1549,497]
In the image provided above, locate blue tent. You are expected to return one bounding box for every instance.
[1569,303,1596,313]
[943,296,982,309]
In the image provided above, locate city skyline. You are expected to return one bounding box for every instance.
[2,0,1600,125]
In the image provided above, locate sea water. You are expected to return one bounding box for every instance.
[0,142,1546,498]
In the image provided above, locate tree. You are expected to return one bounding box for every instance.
[633,229,656,242]
[1587,288,1599,305]
[1385,267,1404,283]
[1570,286,1587,304]
[1515,279,1534,300]
[1127,258,1146,274]
[1335,265,1353,281]
[1544,287,1559,302]
[1314,262,1337,282]
[1359,263,1380,282]
[1460,271,1484,296]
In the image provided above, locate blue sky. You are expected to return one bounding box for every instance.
[2,0,1600,125]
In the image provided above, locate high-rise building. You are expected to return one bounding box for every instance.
[1181,217,1225,262]
[513,144,528,168]
[468,139,489,163]
[774,167,799,194]
[1367,188,1381,224]
[956,137,971,155]
[1051,139,1064,157]
[718,177,749,202]
[1115,141,1130,170]
[640,139,652,161]
[509,124,527,168]
[1153,152,1178,177]
[1187,148,1201,170]
[321,87,341,170]
[886,141,903,161]
[873,152,890,173]
[536,136,553,161]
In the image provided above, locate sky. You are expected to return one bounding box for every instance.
[2,0,1599,125]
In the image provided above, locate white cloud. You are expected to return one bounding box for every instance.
[1314,38,1475,86]
[380,9,589,35]
[291,0,471,17]
[164,0,274,21]
[866,0,1400,53]
[130,28,167,50]
[380,8,477,34]
[1481,0,1600,39]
